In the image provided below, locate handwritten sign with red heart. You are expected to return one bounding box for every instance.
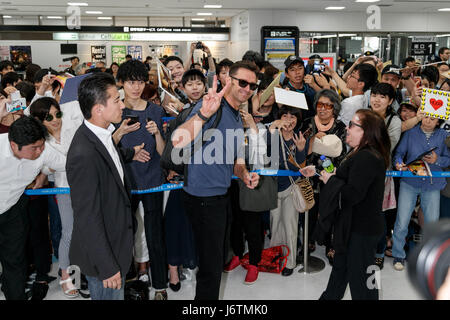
[429,98,444,111]
[421,88,450,120]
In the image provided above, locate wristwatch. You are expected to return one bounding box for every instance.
[196,110,210,121]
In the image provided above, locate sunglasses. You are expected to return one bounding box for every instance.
[230,76,258,91]
[45,111,63,122]
[348,120,363,129]
[316,102,334,110]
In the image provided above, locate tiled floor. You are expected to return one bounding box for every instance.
[0,245,423,300]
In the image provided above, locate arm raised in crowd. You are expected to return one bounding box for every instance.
[172,76,230,148]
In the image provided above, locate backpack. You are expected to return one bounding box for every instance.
[160,102,223,178]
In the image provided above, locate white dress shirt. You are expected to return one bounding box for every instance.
[0,133,67,215]
[84,120,124,184]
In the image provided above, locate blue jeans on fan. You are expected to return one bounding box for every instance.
[85,275,126,300]
[47,182,62,260]
[392,181,441,260]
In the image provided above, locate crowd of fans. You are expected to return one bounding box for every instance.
[0,42,449,301]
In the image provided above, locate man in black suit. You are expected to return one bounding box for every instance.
[66,72,149,300]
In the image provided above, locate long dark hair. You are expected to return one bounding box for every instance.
[355,109,391,168]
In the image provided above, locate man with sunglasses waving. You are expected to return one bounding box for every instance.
[171,61,260,300]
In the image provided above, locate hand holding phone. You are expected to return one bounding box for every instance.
[127,115,139,125]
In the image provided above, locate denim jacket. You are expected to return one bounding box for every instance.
[394,125,450,191]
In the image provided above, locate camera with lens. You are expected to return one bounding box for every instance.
[195,42,204,50]
[408,219,450,299]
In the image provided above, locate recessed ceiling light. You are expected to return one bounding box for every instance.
[47,16,63,19]
[3,15,12,18]
[97,16,112,20]
[204,5,222,8]
[191,18,205,21]
[197,12,213,16]
[67,2,88,6]
[86,11,103,14]
[355,0,379,3]
[438,8,450,11]
[325,7,346,10]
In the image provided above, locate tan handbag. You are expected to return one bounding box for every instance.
[280,132,315,212]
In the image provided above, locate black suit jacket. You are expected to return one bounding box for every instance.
[66,123,135,280]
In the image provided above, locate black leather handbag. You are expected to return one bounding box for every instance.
[238,175,278,212]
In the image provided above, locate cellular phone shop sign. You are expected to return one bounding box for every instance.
[411,36,436,56]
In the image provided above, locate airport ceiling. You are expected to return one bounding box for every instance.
[1,0,450,18]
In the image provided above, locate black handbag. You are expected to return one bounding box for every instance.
[238,175,278,212]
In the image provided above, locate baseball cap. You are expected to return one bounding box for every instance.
[382,64,401,77]
[364,51,375,56]
[338,57,347,64]
[284,55,305,70]
[400,97,418,110]
[309,54,321,60]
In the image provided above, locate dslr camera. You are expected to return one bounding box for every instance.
[408,219,450,299]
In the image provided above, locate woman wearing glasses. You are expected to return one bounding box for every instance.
[299,89,347,265]
[268,106,308,276]
[30,97,83,298]
[305,109,391,300]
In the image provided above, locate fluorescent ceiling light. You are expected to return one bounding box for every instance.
[355,0,379,3]
[86,11,103,14]
[47,16,63,19]
[339,34,357,37]
[197,12,213,16]
[3,15,12,18]
[438,8,450,11]
[204,5,222,8]
[97,16,112,20]
[67,2,88,6]
[191,18,205,21]
[325,7,346,10]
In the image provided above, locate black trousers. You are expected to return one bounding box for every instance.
[26,196,52,282]
[229,181,263,266]
[183,191,232,300]
[0,194,29,300]
[320,232,380,300]
[131,192,167,290]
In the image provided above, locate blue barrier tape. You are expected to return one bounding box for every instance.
[24,170,450,196]
[162,117,175,122]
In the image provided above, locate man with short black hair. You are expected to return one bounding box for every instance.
[0,115,66,300]
[125,54,133,62]
[283,55,317,119]
[64,56,79,76]
[66,72,148,300]
[1,71,20,89]
[438,47,450,62]
[337,63,378,125]
[0,60,14,76]
[171,61,260,300]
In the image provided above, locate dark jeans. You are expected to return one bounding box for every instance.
[183,191,232,300]
[0,194,29,300]
[86,275,125,300]
[131,192,167,290]
[26,196,52,282]
[229,181,263,266]
[47,182,62,260]
[320,232,380,300]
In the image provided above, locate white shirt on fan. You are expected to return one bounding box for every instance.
[0,134,66,215]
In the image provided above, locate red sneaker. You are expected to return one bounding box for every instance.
[244,265,258,285]
[223,256,241,272]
